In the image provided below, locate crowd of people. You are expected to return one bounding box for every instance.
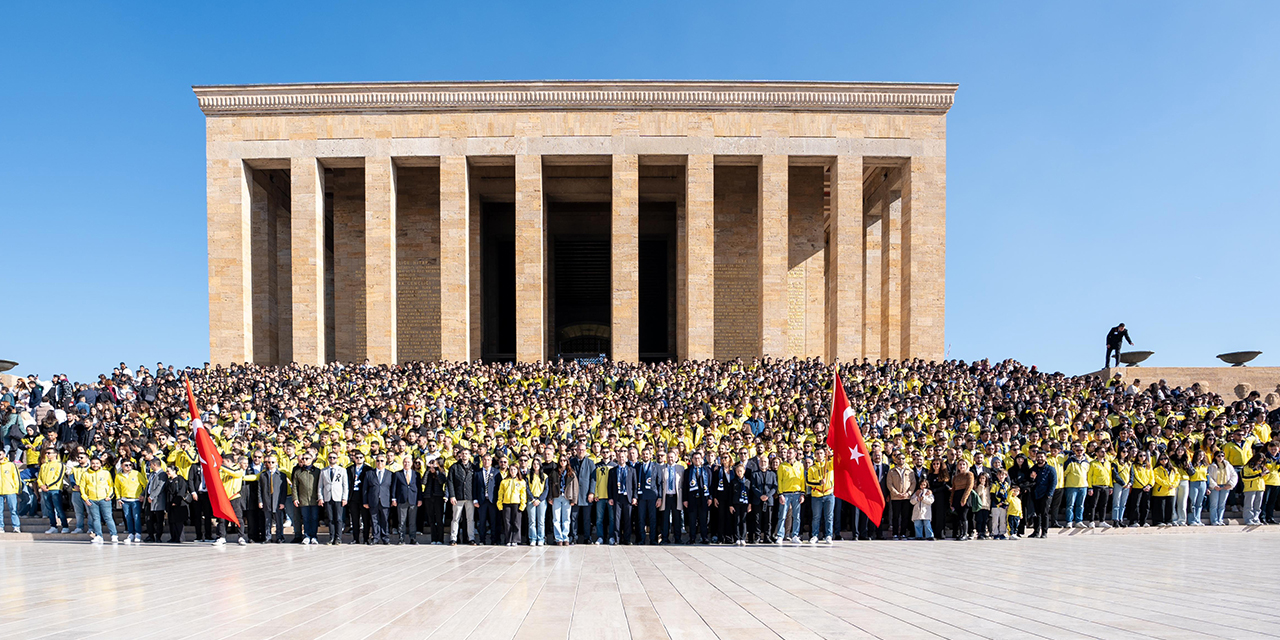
[0,357,1277,548]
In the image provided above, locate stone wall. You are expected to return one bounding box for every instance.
[331,168,365,363]
[396,167,440,362]
[714,165,760,360]
[1089,366,1280,403]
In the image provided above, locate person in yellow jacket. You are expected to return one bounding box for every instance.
[775,449,806,542]
[80,456,118,543]
[1241,454,1267,525]
[0,450,21,533]
[1152,456,1179,526]
[805,448,834,544]
[216,454,248,545]
[496,468,527,546]
[1131,452,1155,527]
[36,448,69,533]
[1262,440,1280,525]
[113,459,145,543]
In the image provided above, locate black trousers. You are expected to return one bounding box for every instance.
[148,509,165,540]
[348,502,371,543]
[1128,490,1151,525]
[424,497,445,542]
[716,499,732,542]
[216,497,246,540]
[166,504,187,542]
[503,505,522,544]
[751,500,773,542]
[1032,496,1050,534]
[477,501,500,544]
[371,505,391,542]
[573,505,593,542]
[1106,344,1121,368]
[326,501,345,542]
[685,498,709,542]
[1016,491,1033,535]
[662,496,683,543]
[637,497,658,544]
[1153,495,1173,524]
[733,504,749,542]
[891,499,912,537]
[193,492,213,539]
[932,487,951,539]
[1048,489,1064,527]
[613,500,633,543]
[265,508,285,541]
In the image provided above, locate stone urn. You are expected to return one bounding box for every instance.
[0,360,17,373]
[1118,351,1154,366]
[1217,351,1262,367]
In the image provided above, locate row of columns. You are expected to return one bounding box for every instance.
[209,154,943,367]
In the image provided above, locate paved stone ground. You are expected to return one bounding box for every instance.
[2,531,1278,640]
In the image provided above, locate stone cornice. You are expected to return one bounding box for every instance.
[192,80,957,116]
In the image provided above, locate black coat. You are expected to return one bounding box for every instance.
[445,461,475,501]
[163,475,192,508]
[391,469,420,504]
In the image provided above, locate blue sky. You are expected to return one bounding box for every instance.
[2,2,1278,382]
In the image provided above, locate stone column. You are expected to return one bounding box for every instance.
[758,155,788,358]
[439,155,471,361]
[290,157,325,365]
[683,155,715,360]
[612,154,640,362]
[863,208,882,361]
[208,158,253,365]
[365,156,397,365]
[825,155,863,363]
[881,187,903,360]
[902,157,946,361]
[515,155,545,362]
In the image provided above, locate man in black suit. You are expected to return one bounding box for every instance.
[473,454,502,545]
[347,451,372,545]
[258,455,289,543]
[362,453,394,545]
[391,454,420,545]
[871,449,891,540]
[608,450,637,544]
[635,448,660,545]
[684,451,712,544]
[446,449,476,545]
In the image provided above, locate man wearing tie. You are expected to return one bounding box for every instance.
[319,452,348,545]
[391,454,420,545]
[257,456,288,543]
[346,451,371,545]
[608,450,636,545]
[683,451,712,544]
[657,450,684,544]
[362,453,394,545]
[636,448,660,545]
[473,454,502,545]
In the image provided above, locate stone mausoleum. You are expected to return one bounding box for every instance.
[197,80,955,365]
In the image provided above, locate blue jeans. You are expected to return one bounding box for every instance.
[72,491,86,531]
[121,500,142,535]
[594,498,612,542]
[1064,487,1087,523]
[42,490,67,528]
[300,505,320,539]
[552,497,572,542]
[1208,488,1230,524]
[810,494,834,539]
[87,499,117,537]
[1111,485,1130,522]
[529,500,547,543]
[777,492,802,539]
[913,519,934,540]
[1186,481,1206,524]
[0,494,18,530]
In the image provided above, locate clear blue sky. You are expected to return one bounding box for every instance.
[3,2,1278,383]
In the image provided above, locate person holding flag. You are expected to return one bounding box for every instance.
[826,369,886,537]
[183,378,241,543]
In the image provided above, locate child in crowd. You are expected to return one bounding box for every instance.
[910,479,934,540]
[1006,486,1023,539]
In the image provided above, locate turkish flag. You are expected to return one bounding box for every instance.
[185,377,239,526]
[827,370,885,527]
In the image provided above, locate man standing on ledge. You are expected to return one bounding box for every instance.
[1106,323,1134,368]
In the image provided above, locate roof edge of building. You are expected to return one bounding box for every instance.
[192,80,958,117]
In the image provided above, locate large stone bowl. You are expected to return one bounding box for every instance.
[1119,351,1154,366]
[1217,351,1262,367]
[0,360,17,373]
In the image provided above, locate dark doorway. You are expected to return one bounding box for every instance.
[553,236,611,357]
[638,238,669,358]
[483,203,516,360]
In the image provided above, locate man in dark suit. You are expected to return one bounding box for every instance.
[391,454,420,545]
[749,452,778,543]
[472,454,502,545]
[683,451,712,544]
[568,442,596,543]
[258,455,289,543]
[608,450,636,544]
[347,451,372,545]
[362,453,393,544]
[656,450,684,544]
[871,450,891,540]
[244,451,266,542]
[712,453,735,543]
[635,448,660,545]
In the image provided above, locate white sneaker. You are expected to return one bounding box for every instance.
[110,534,119,543]
[45,527,57,534]
[774,537,783,545]
[61,528,70,534]
[214,537,226,546]
[238,538,247,546]
[822,537,833,544]
[122,535,132,544]
[133,534,143,543]
[1086,522,1095,529]
[91,535,103,544]
[1099,521,1112,529]
[808,536,818,544]
[790,536,800,544]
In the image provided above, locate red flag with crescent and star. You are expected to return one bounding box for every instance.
[827,370,885,527]
[185,377,239,525]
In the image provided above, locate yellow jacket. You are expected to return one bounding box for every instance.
[1087,458,1111,487]
[113,470,145,500]
[1132,464,1154,489]
[778,461,805,493]
[38,461,66,490]
[0,462,19,495]
[496,477,527,511]
[1062,456,1090,488]
[1242,465,1266,493]
[220,465,245,499]
[806,460,834,497]
[80,468,114,501]
[1152,467,1178,497]
[1006,494,1023,518]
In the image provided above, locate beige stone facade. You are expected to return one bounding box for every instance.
[197,80,955,365]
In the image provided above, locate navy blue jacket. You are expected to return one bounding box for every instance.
[635,460,660,501]
[363,467,394,509]
[1031,463,1058,500]
[608,464,637,502]
[684,464,712,500]
[391,468,419,504]
[473,466,501,505]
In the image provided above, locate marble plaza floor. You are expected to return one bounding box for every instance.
[2,532,1279,640]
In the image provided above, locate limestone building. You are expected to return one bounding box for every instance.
[196,80,954,366]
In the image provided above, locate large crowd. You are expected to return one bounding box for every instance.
[0,357,1277,548]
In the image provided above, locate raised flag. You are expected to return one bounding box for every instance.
[185,377,239,525]
[826,370,885,527]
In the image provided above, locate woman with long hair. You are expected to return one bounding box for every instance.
[1170,443,1191,526]
[1152,455,1178,526]
[1186,450,1209,525]
[950,459,974,541]
[926,457,951,540]
[1129,451,1154,527]
[1206,450,1237,525]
